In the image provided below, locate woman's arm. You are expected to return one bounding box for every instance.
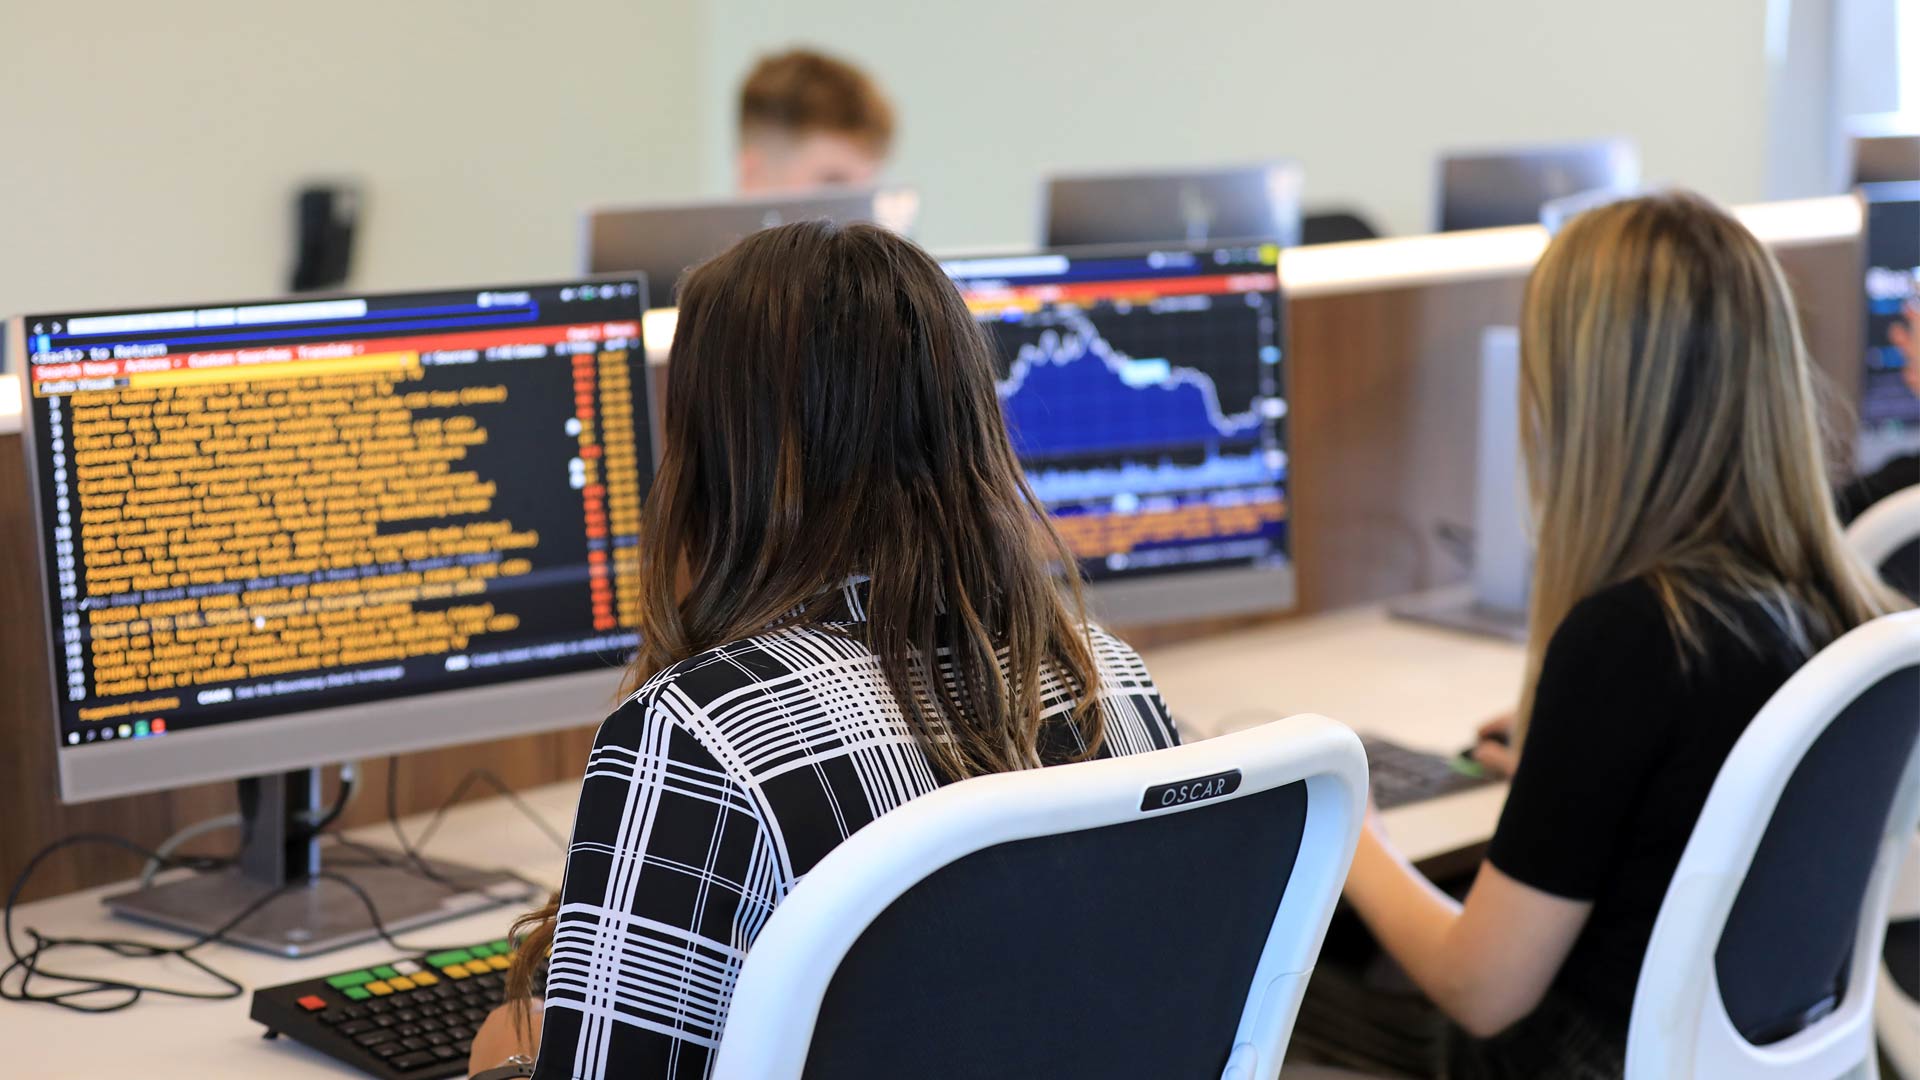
[1344,813,1591,1038]
[469,1000,542,1076]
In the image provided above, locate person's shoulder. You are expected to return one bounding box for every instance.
[1552,577,1670,648]
[601,626,853,739]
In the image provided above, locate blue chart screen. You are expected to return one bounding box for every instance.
[1862,189,1919,431]
[946,246,1288,583]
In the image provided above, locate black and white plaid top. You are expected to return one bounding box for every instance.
[531,580,1180,1080]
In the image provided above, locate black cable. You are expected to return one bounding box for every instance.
[3,760,558,1015]
[0,835,494,1015]
[382,758,567,887]
[298,767,356,839]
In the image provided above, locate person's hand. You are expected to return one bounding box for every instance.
[1470,713,1518,778]
[1893,300,1920,398]
[469,999,541,1077]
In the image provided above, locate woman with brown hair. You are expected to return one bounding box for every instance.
[1339,191,1907,1077]
[467,221,1179,1079]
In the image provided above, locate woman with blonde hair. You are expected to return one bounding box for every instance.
[1340,190,1906,1076]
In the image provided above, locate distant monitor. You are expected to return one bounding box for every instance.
[1857,181,1920,471]
[1852,134,1920,185]
[1042,163,1305,249]
[583,187,919,304]
[1436,139,1640,232]
[943,242,1293,622]
[12,278,653,952]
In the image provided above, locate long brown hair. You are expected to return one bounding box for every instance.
[508,221,1104,1011]
[1516,190,1907,739]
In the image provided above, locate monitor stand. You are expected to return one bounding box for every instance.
[103,768,540,958]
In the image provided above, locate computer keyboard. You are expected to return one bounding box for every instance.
[1362,734,1496,810]
[252,939,516,1078]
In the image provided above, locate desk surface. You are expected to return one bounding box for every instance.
[5,606,1523,1078]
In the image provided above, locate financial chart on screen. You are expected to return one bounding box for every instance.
[18,281,651,750]
[945,245,1288,586]
[1861,185,1920,433]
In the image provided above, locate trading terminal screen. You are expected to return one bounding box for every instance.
[21,281,652,749]
[1862,185,1920,434]
[944,244,1289,583]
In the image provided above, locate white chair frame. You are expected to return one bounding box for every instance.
[709,713,1369,1080]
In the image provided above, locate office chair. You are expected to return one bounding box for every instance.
[1299,210,1381,246]
[1625,611,1920,1079]
[1849,483,1920,601]
[1846,484,1920,1078]
[708,714,1369,1080]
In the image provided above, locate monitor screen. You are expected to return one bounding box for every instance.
[943,244,1291,617]
[1860,182,1920,466]
[17,281,652,793]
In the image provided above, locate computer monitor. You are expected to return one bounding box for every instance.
[1436,139,1640,232]
[942,242,1293,622]
[1041,162,1305,249]
[12,278,653,952]
[1857,181,1920,471]
[583,187,920,304]
[1852,133,1920,185]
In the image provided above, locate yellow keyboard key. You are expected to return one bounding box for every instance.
[366,981,393,996]
[388,976,416,991]
[411,972,440,987]
[443,965,470,979]
[486,955,511,972]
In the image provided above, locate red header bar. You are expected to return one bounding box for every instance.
[961,272,1277,308]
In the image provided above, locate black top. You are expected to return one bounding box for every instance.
[1486,578,1808,1037]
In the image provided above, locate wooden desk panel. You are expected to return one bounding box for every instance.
[0,230,1865,899]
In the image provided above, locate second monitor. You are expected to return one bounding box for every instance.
[944,243,1293,622]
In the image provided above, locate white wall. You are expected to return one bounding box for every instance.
[1,1,1783,318]
[703,0,1775,249]
[0,1,705,316]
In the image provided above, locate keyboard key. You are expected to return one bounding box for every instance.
[400,1036,429,1051]
[372,1014,398,1029]
[448,1024,475,1040]
[424,949,474,968]
[463,1007,490,1024]
[341,986,372,1002]
[392,1051,438,1071]
[432,1045,461,1060]
[372,965,401,981]
[354,1029,396,1047]
[454,1039,473,1056]
[442,964,471,979]
[338,1020,376,1037]
[468,943,495,958]
[365,999,393,1015]
[411,971,440,988]
[389,975,417,992]
[393,959,423,975]
[339,1005,367,1020]
[489,939,513,954]
[294,993,327,1011]
[485,955,511,972]
[417,1016,444,1032]
[326,969,375,990]
[366,981,394,996]
[372,1042,405,1060]
[425,1031,451,1046]
[396,1024,422,1038]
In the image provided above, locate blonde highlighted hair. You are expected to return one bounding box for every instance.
[1515,190,1906,740]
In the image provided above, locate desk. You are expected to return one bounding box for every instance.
[5,606,1519,1077]
[1141,605,1524,866]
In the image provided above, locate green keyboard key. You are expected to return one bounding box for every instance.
[424,950,473,968]
[490,940,512,955]
[326,970,375,990]
[342,986,372,1001]
[468,944,494,958]
[372,965,400,980]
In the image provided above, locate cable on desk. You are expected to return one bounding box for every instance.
[0,835,496,1015]
[381,758,568,889]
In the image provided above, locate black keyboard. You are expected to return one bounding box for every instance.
[1362,734,1496,809]
[252,939,516,1078]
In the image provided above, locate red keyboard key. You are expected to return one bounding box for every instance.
[296,994,328,1012]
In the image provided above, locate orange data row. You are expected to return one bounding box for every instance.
[1050,496,1288,559]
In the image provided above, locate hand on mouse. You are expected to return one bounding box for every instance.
[1470,713,1518,778]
